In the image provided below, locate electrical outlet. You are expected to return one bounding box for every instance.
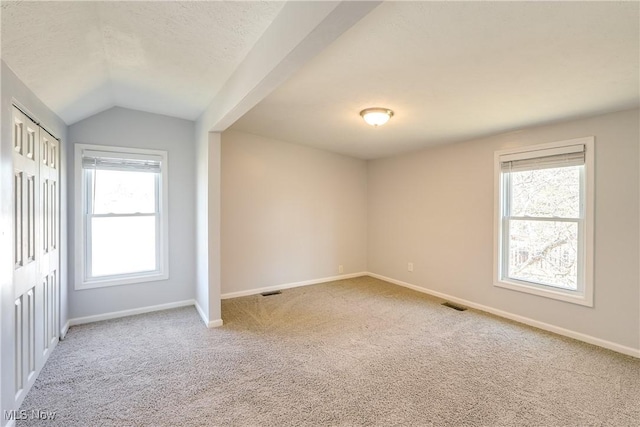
[339,265,344,274]
[408,262,414,272]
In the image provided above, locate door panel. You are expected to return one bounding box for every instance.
[13,110,39,299]
[39,129,59,354]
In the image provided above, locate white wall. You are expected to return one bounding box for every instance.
[221,130,368,295]
[193,119,222,326]
[194,121,210,321]
[207,133,222,322]
[368,108,640,351]
[0,60,68,427]
[67,107,196,319]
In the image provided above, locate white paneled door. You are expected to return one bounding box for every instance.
[11,106,60,407]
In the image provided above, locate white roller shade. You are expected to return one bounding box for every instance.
[82,150,162,173]
[500,144,585,172]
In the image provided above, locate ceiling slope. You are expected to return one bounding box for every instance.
[1,1,285,124]
[199,0,382,132]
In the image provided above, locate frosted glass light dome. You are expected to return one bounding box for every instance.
[360,108,394,126]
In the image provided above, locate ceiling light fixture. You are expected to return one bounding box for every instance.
[360,107,394,126]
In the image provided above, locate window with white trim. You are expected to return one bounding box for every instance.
[75,144,169,289]
[494,137,594,306]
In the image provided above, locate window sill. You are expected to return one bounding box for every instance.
[75,272,169,290]
[494,278,593,307]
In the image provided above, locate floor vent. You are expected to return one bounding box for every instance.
[442,302,467,311]
[261,290,282,297]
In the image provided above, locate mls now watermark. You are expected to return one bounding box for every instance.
[4,409,56,421]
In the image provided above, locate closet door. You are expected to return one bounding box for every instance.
[11,106,60,406]
[12,108,39,400]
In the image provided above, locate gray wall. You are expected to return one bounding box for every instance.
[221,130,368,295]
[367,108,640,351]
[0,60,68,427]
[67,107,196,318]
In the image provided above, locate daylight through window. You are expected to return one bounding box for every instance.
[494,137,594,306]
[75,145,168,289]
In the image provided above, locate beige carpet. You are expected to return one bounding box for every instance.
[17,276,640,426]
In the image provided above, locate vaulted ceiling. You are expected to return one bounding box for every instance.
[1,1,285,123]
[2,1,638,159]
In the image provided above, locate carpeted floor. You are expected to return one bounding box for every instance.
[17,276,640,426]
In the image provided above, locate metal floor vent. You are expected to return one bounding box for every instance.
[261,290,282,297]
[442,301,467,311]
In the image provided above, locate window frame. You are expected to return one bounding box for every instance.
[74,144,169,290]
[493,137,594,307]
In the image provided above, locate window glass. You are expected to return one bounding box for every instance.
[510,166,580,218]
[506,165,581,290]
[507,219,578,290]
[91,216,157,277]
[92,170,156,215]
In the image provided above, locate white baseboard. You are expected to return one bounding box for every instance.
[207,319,224,328]
[221,271,368,299]
[61,320,70,339]
[194,300,224,328]
[194,300,208,324]
[367,272,640,359]
[68,300,196,327]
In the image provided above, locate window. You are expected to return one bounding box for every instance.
[494,137,594,306]
[75,144,169,289]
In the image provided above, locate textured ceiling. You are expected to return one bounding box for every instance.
[1,1,285,124]
[231,1,640,159]
[2,1,638,159]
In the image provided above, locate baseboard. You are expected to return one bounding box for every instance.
[68,300,196,327]
[221,271,368,299]
[207,319,224,328]
[367,272,640,359]
[194,300,208,325]
[194,300,224,328]
[61,320,70,339]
